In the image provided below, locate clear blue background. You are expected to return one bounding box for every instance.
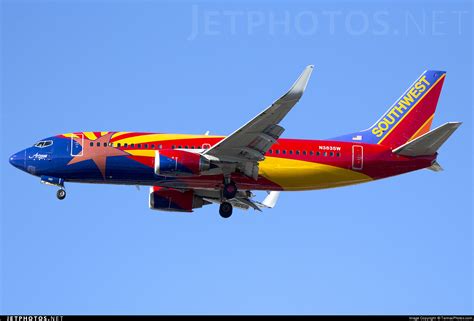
[1,0,472,315]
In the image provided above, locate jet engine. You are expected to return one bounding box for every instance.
[154,150,211,176]
[149,186,206,212]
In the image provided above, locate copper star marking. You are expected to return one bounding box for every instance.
[67,132,130,179]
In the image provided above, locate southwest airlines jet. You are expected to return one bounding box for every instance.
[9,66,461,218]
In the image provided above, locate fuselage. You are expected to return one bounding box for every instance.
[9,131,435,191]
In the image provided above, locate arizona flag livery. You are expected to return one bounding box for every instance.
[9,66,461,218]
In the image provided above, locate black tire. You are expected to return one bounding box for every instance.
[219,202,233,218]
[223,181,237,199]
[57,189,66,200]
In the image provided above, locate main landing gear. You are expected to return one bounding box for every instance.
[219,178,237,218]
[56,189,66,200]
[222,180,237,199]
[219,202,233,218]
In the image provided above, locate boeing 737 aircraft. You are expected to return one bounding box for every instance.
[9,66,461,218]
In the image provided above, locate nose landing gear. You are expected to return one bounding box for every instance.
[40,176,66,200]
[56,189,66,200]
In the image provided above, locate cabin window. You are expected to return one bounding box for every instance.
[268,150,273,154]
[282,150,286,155]
[136,144,141,149]
[330,152,334,157]
[324,152,327,156]
[191,146,195,149]
[131,143,135,148]
[310,151,314,156]
[108,143,112,147]
[144,144,148,149]
[124,143,128,148]
[104,143,108,147]
[336,152,340,157]
[90,142,94,147]
[185,145,189,149]
[117,143,121,148]
[158,144,162,149]
[303,151,307,156]
[96,142,100,147]
[289,150,293,155]
[296,150,300,155]
[172,145,176,149]
[275,150,280,154]
[178,145,182,149]
[316,151,320,156]
[151,144,155,149]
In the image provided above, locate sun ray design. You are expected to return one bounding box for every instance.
[67,132,130,179]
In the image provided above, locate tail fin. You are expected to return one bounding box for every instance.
[332,70,447,148]
[392,122,461,157]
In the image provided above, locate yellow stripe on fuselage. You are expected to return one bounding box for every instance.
[259,157,372,191]
[113,134,220,144]
[126,150,156,157]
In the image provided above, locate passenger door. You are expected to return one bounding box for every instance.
[71,134,84,157]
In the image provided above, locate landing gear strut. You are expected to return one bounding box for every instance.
[219,202,233,218]
[57,189,66,200]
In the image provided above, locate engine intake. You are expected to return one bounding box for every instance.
[154,149,210,176]
[149,186,205,212]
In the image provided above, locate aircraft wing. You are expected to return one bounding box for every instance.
[203,65,314,178]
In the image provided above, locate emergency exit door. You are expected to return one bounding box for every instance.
[352,145,363,170]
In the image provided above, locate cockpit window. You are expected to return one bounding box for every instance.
[34,140,53,148]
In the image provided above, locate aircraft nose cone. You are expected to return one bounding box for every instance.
[9,150,26,170]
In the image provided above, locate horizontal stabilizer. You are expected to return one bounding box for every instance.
[393,122,462,157]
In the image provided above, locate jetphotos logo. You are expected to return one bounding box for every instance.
[371,75,431,138]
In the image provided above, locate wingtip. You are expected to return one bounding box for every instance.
[284,65,314,100]
[451,121,462,127]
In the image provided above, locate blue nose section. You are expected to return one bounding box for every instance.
[9,150,26,170]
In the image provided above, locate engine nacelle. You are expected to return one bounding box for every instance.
[149,186,205,212]
[154,149,210,176]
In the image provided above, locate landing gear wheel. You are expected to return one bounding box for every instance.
[57,189,66,200]
[219,202,233,218]
[223,181,237,199]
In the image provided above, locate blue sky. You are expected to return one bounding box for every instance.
[1,0,472,315]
